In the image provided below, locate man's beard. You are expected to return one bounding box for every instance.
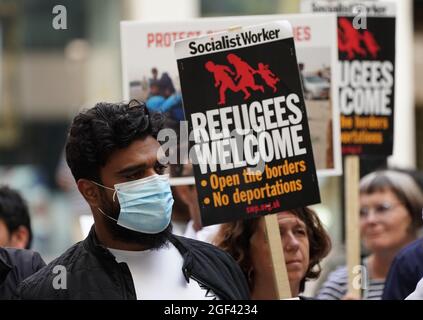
[99,189,172,250]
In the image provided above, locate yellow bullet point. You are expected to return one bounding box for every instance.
[204,197,210,205]
[201,180,207,187]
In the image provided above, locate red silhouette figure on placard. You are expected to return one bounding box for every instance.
[205,61,239,105]
[227,53,264,100]
[362,30,380,58]
[205,54,281,105]
[338,18,380,60]
[256,62,280,93]
[338,18,367,59]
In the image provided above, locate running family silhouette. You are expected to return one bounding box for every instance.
[338,18,380,60]
[205,53,280,105]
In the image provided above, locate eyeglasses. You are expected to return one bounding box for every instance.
[359,202,403,219]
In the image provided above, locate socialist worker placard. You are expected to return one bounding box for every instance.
[302,0,396,156]
[121,13,341,180]
[175,21,321,226]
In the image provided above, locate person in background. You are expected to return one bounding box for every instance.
[317,170,423,300]
[0,186,33,249]
[0,186,45,299]
[16,100,249,300]
[381,169,423,300]
[383,239,423,300]
[178,182,220,243]
[213,207,331,299]
[146,73,183,126]
[169,163,220,243]
[146,80,165,112]
[0,247,45,299]
[149,67,159,86]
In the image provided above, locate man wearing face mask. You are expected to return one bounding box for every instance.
[16,100,250,300]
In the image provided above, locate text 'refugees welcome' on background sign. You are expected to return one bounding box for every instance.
[175,21,320,226]
[302,0,396,156]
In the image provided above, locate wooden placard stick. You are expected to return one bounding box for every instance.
[345,155,361,298]
[264,214,292,299]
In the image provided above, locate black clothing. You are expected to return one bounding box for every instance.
[17,228,250,300]
[0,247,45,299]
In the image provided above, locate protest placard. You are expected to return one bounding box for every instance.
[302,0,396,156]
[174,21,320,227]
[120,13,341,181]
[302,1,397,298]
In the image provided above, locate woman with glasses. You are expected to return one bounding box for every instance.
[317,170,423,300]
[213,207,332,299]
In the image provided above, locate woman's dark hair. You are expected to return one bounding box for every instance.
[65,100,164,182]
[213,207,332,293]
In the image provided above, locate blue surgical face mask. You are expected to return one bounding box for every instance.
[92,174,174,234]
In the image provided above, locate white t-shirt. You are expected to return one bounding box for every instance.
[183,220,220,243]
[406,277,423,300]
[108,243,216,300]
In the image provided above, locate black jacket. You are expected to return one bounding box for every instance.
[16,228,250,300]
[0,247,46,299]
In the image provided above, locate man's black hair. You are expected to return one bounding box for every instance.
[65,100,164,183]
[0,185,32,249]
